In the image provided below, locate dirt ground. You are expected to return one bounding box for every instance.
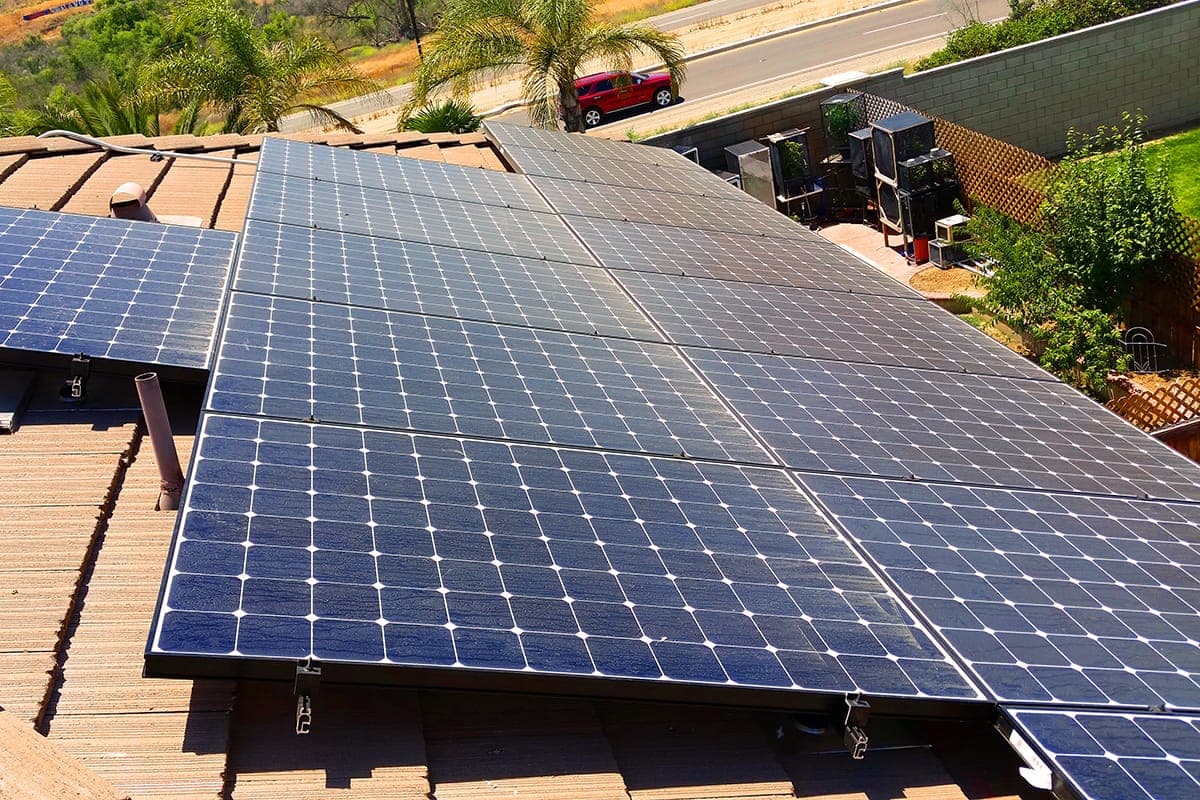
[0,1,91,45]
[1126,370,1200,392]
[909,266,983,296]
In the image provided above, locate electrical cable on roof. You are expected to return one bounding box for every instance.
[37,130,257,166]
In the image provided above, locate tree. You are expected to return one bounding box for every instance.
[310,0,440,49]
[1042,111,1182,314]
[403,98,481,133]
[406,0,685,133]
[0,73,42,136]
[141,0,378,133]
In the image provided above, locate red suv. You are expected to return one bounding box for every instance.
[573,71,678,128]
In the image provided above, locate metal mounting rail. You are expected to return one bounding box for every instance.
[37,130,257,166]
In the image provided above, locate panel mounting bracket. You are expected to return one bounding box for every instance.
[294,658,321,735]
[840,693,870,759]
[59,354,91,404]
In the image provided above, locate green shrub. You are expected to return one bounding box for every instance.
[401,98,482,133]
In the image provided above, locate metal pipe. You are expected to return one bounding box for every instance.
[135,373,185,511]
[37,130,256,166]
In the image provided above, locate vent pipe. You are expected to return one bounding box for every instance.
[110,182,158,222]
[134,373,184,510]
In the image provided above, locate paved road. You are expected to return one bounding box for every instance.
[495,0,1008,128]
[280,0,795,131]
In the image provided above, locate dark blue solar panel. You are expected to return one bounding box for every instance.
[689,348,1200,502]
[233,219,661,341]
[246,170,595,266]
[616,271,1052,381]
[799,474,1200,710]
[1008,709,1200,800]
[530,175,809,240]
[147,414,983,702]
[209,292,770,463]
[256,137,553,213]
[499,143,754,203]
[485,121,694,166]
[0,207,236,369]
[564,214,914,299]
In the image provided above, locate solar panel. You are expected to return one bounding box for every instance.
[1007,709,1200,800]
[485,121,694,166]
[500,144,754,203]
[209,292,771,463]
[247,171,596,266]
[798,473,1200,709]
[234,220,660,341]
[256,137,553,213]
[531,176,810,240]
[690,348,1200,501]
[147,413,984,704]
[0,207,236,369]
[616,272,1052,381]
[565,214,915,299]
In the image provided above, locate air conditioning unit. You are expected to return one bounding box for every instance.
[935,213,971,243]
[929,238,967,268]
[871,111,934,185]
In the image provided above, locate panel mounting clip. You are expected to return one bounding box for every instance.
[840,693,870,759]
[294,658,321,735]
[59,354,91,404]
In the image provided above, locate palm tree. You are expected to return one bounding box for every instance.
[142,0,378,133]
[41,76,205,138]
[407,0,685,133]
[0,73,41,137]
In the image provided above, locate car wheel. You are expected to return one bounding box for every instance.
[583,107,603,128]
[653,88,675,108]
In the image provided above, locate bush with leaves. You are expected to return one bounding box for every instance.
[1039,307,1129,397]
[401,98,481,133]
[967,113,1179,396]
[1042,112,1182,313]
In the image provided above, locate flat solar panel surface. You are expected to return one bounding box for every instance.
[1008,709,1200,800]
[485,121,694,166]
[798,474,1200,710]
[499,144,753,202]
[256,137,553,213]
[234,219,661,341]
[149,413,982,702]
[690,348,1200,501]
[531,175,810,240]
[616,271,1052,380]
[565,214,915,299]
[0,206,236,369]
[209,292,771,463]
[247,170,596,266]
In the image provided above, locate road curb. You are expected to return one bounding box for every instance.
[480,0,917,118]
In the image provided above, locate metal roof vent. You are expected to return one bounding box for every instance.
[110,182,158,222]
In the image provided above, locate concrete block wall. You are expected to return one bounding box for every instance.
[648,0,1200,161]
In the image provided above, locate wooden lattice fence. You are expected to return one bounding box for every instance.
[1106,376,1200,431]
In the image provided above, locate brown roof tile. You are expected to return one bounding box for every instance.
[0,707,125,800]
[60,155,171,217]
[3,151,107,211]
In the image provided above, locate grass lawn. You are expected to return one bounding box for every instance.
[1143,127,1200,220]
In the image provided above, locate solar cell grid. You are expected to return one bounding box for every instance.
[247,170,596,266]
[502,144,754,202]
[149,413,983,702]
[234,220,661,341]
[616,272,1052,381]
[256,137,553,212]
[565,214,915,299]
[209,292,771,464]
[485,121,693,166]
[690,348,1200,502]
[0,207,236,369]
[1008,709,1200,800]
[531,176,809,240]
[799,473,1200,710]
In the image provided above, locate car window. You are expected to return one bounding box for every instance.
[576,82,593,96]
[590,79,614,93]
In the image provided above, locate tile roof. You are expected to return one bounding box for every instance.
[0,131,508,230]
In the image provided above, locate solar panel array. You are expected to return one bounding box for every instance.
[483,122,1200,791]
[149,134,984,707]
[0,206,236,369]
[142,126,1200,789]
